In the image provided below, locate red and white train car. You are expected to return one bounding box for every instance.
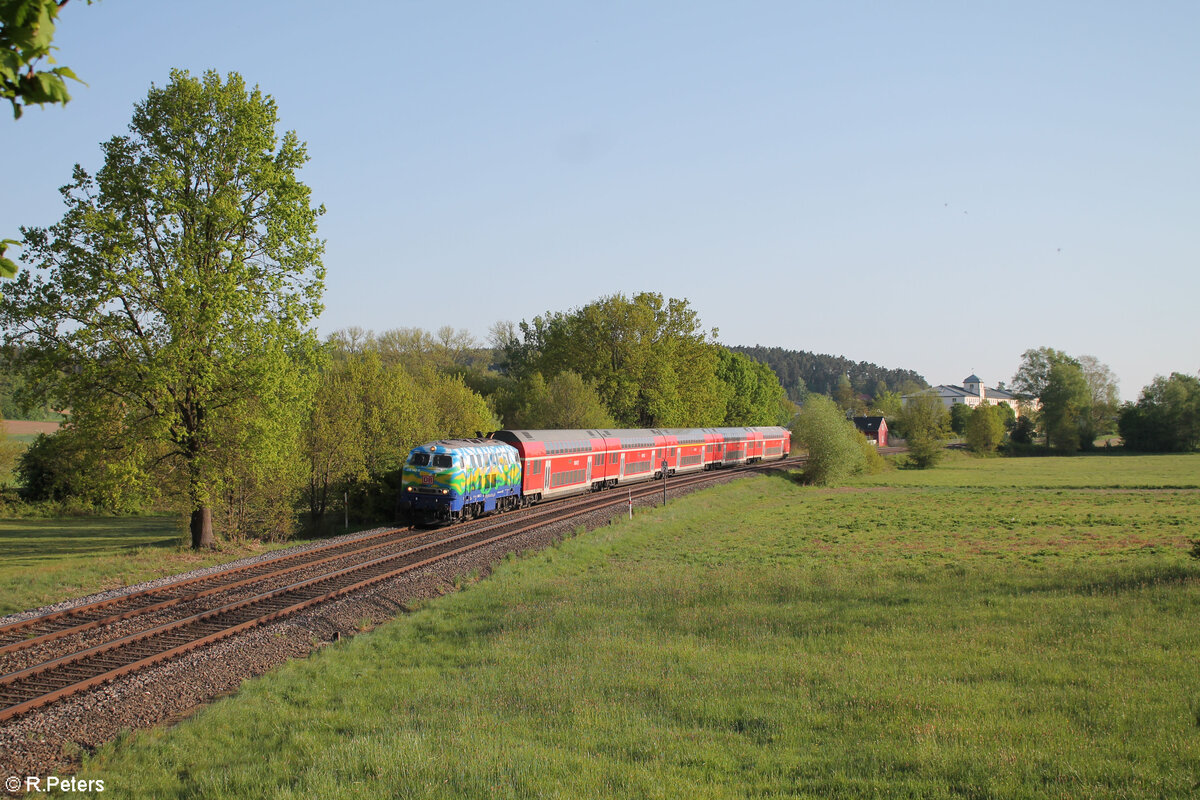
[491,426,790,503]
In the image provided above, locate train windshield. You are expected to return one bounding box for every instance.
[409,453,430,466]
[432,454,453,469]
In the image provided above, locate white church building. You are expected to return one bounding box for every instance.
[906,375,1028,416]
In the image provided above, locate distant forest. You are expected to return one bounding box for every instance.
[730,345,928,403]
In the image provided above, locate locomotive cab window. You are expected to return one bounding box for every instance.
[432,455,452,469]
[410,453,430,466]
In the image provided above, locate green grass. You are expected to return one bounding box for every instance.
[75,455,1200,799]
[0,517,303,615]
[873,450,1200,489]
[6,432,42,446]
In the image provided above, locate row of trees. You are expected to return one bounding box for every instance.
[731,344,926,404]
[1011,348,1121,452]
[790,391,950,484]
[10,303,792,543]
[494,292,792,429]
[304,349,497,531]
[1011,348,1200,453]
[0,71,797,547]
[1118,373,1200,452]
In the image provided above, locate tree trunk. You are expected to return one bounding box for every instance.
[191,506,214,549]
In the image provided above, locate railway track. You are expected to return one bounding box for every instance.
[0,456,804,723]
[0,471,684,660]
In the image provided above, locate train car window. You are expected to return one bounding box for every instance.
[409,453,430,466]
[433,455,452,469]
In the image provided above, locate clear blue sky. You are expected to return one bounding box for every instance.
[5,1,1198,401]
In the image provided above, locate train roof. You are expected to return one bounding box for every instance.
[411,438,515,451]
[495,429,654,443]
[494,427,789,443]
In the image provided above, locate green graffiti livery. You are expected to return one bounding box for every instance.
[399,439,522,518]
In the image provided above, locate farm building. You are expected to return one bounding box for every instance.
[853,416,888,446]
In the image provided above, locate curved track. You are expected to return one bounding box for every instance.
[0,456,803,723]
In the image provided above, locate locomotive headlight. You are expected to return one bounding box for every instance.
[406,486,413,492]
[442,489,449,495]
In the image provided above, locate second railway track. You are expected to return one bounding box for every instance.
[0,456,804,724]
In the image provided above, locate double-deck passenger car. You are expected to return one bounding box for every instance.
[490,427,785,500]
[400,426,790,522]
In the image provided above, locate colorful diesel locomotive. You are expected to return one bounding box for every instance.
[399,426,790,522]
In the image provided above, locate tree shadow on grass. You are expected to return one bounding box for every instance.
[0,517,184,563]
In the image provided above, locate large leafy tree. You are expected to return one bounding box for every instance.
[1119,373,1200,452]
[715,349,789,426]
[493,370,615,430]
[504,293,727,427]
[2,0,92,277]
[833,372,864,414]
[1012,347,1098,450]
[1078,355,1120,442]
[1,0,87,118]
[1041,361,1091,451]
[1012,346,1075,400]
[869,388,904,423]
[0,69,325,547]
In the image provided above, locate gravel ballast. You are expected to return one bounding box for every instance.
[0,469,764,789]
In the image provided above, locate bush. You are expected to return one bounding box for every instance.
[1010,415,1036,445]
[17,432,82,501]
[16,425,156,513]
[949,403,972,436]
[791,395,867,485]
[901,393,950,469]
[855,434,890,474]
[966,404,1006,455]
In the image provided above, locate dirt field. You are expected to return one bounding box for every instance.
[3,420,61,436]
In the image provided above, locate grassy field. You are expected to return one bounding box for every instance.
[73,455,1200,799]
[0,517,303,616]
